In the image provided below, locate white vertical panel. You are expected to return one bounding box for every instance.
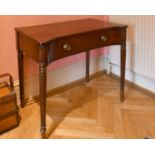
[109,15,155,80]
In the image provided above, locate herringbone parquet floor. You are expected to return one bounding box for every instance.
[1,75,155,139]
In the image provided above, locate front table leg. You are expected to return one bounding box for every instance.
[39,63,47,139]
[120,43,126,102]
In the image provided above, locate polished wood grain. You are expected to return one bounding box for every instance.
[1,74,155,139]
[48,28,125,63]
[16,19,127,63]
[15,18,127,138]
[15,19,125,44]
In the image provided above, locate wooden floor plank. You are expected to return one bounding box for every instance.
[113,104,125,138]
[1,74,155,139]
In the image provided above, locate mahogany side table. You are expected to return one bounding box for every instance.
[15,18,127,138]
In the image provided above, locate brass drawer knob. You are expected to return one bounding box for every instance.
[63,44,71,52]
[100,35,107,42]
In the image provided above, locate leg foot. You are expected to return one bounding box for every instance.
[40,127,46,139]
[120,91,124,102]
[20,95,25,108]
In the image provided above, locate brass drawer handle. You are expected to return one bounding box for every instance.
[63,44,71,52]
[100,35,107,42]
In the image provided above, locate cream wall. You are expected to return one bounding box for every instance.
[109,15,155,92]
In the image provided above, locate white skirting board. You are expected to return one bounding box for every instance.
[109,16,155,91]
[111,63,155,93]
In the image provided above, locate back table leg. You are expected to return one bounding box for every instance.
[17,50,25,108]
[120,43,126,102]
[86,50,90,82]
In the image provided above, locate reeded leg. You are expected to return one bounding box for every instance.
[39,63,47,139]
[120,43,126,102]
[86,50,90,82]
[17,50,25,108]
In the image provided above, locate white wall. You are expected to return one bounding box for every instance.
[109,15,155,92]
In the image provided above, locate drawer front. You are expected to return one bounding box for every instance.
[48,28,125,63]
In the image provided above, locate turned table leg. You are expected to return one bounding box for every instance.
[39,63,47,139]
[86,50,90,82]
[120,43,126,102]
[17,50,25,108]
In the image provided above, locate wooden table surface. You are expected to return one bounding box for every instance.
[15,18,127,139]
[15,18,124,44]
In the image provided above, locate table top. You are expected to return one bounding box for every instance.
[15,18,126,44]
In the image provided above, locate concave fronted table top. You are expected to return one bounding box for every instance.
[15,18,125,44]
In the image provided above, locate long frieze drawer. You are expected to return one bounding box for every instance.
[48,28,125,63]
